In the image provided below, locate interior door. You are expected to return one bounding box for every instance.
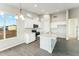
[67,19,78,39]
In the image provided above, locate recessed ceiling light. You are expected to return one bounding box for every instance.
[34,4,38,7]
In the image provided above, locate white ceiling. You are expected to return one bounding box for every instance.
[7,3,79,15]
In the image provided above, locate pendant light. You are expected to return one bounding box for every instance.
[15,3,25,20]
[19,3,25,20]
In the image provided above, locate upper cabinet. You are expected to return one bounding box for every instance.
[51,21,66,28]
[24,17,41,29]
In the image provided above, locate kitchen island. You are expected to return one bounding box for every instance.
[40,33,57,53]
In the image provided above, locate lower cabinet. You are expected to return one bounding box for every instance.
[40,34,57,53]
[25,33,36,44]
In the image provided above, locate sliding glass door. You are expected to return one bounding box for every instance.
[0,15,4,39]
[0,12,17,40]
[6,13,17,38]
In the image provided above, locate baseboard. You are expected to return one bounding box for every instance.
[0,41,24,52]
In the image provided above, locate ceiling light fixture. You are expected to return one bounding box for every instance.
[19,3,25,20]
[20,14,25,20]
[15,3,25,20]
[34,4,38,7]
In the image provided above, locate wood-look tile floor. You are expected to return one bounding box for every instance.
[0,40,71,56]
[0,40,52,56]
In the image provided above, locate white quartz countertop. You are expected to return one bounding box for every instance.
[40,33,57,39]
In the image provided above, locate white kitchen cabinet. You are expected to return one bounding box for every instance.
[40,34,57,53]
[25,33,35,44]
[51,21,66,38]
[24,18,41,29]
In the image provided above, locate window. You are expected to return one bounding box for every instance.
[0,12,17,40]
[0,15,4,40]
[5,13,17,38]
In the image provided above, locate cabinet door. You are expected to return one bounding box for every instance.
[25,33,35,44]
[67,19,78,39]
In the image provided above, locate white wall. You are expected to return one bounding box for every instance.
[40,15,50,33]
[51,11,66,38]
[69,8,79,18]
[52,11,66,22]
